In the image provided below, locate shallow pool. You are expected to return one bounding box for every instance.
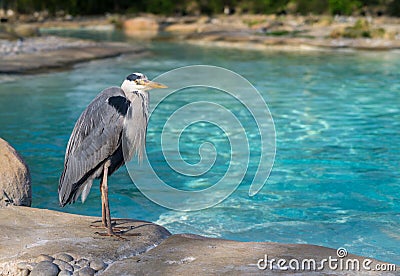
[0,38,399,264]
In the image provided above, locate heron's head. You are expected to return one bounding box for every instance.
[121,73,167,93]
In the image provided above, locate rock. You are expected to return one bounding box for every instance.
[0,206,171,275]
[123,17,159,32]
[89,259,106,271]
[102,234,397,275]
[16,261,35,271]
[53,253,74,263]
[30,261,59,276]
[0,24,16,39]
[13,24,39,37]
[4,207,393,275]
[165,23,201,33]
[58,270,73,276]
[36,254,54,262]
[76,267,95,276]
[17,262,29,270]
[20,269,30,276]
[75,258,89,268]
[0,138,31,207]
[123,17,159,38]
[53,259,74,272]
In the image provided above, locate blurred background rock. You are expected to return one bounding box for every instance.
[1,0,400,19]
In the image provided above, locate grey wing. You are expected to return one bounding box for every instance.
[58,87,127,206]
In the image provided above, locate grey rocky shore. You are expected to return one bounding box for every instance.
[0,36,97,56]
[0,35,144,74]
[1,14,400,75]
[0,206,397,276]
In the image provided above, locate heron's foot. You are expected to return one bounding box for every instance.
[94,229,141,238]
[90,224,139,233]
[94,231,128,240]
[90,224,119,229]
[110,227,141,236]
[90,224,106,229]
[92,222,141,238]
[90,219,118,229]
[90,220,141,233]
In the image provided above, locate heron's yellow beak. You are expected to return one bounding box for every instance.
[145,81,167,89]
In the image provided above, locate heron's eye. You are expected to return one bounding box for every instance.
[136,79,147,85]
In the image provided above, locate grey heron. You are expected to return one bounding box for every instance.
[58,73,167,236]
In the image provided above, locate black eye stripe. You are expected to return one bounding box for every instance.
[126,74,140,81]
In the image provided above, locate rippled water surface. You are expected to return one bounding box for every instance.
[1,32,399,264]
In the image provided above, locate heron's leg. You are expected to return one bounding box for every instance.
[95,161,139,238]
[102,160,114,236]
[100,178,107,227]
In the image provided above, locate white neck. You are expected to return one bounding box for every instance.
[122,86,150,162]
[121,79,138,94]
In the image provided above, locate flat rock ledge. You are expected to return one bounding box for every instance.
[0,38,144,74]
[0,206,171,276]
[0,207,397,276]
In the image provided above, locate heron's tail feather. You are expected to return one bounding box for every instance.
[58,178,93,207]
[59,169,72,207]
[58,179,77,207]
[59,172,95,206]
[59,159,105,207]
[80,180,93,203]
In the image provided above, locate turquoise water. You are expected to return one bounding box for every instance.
[1,35,399,264]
